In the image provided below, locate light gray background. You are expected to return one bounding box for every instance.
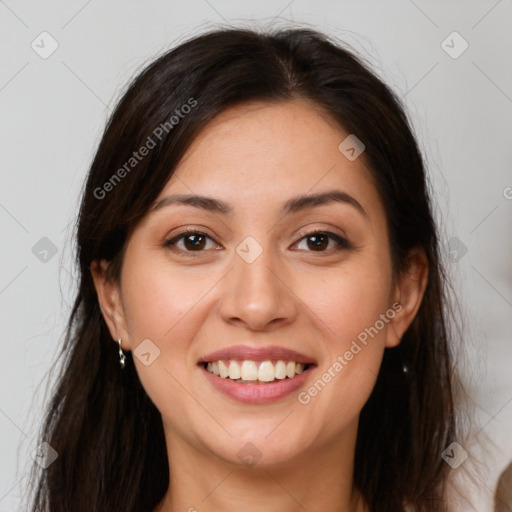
[1,1,511,510]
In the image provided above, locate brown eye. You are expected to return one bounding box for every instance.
[182,233,207,251]
[164,230,220,253]
[294,231,351,252]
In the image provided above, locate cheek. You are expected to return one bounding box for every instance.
[119,252,225,407]
[119,255,212,426]
[121,255,212,345]
[298,259,393,348]
[294,261,392,423]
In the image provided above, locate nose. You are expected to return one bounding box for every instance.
[218,248,298,332]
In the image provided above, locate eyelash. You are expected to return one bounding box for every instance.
[163,228,352,256]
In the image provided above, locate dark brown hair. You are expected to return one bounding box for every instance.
[26,26,465,511]
[495,461,512,512]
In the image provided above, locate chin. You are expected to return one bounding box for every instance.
[202,424,312,468]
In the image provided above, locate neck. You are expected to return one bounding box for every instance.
[154,421,367,512]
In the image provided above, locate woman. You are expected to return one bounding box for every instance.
[26,26,468,511]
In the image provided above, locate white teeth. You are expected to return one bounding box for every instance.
[205,359,309,382]
[275,360,287,379]
[258,360,275,382]
[286,361,296,378]
[241,360,258,381]
[218,360,229,378]
[228,360,241,379]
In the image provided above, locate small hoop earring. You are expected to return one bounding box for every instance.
[117,338,126,369]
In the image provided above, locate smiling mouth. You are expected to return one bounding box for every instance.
[203,359,313,384]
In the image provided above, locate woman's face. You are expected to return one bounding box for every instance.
[95,99,424,467]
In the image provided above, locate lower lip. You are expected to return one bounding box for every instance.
[200,365,313,404]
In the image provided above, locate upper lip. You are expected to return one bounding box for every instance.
[198,345,317,365]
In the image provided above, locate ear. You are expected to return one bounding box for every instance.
[90,259,131,350]
[385,248,429,348]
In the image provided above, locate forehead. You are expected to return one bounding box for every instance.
[158,99,383,221]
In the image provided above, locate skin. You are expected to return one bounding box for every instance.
[92,99,428,512]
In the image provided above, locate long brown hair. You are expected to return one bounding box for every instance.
[25,26,466,511]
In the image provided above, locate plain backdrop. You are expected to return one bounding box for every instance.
[1,1,511,510]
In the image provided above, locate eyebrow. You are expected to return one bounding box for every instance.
[151,190,368,218]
